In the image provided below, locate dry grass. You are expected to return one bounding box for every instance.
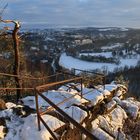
[123,117,140,140]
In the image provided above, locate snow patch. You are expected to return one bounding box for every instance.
[20,114,65,140]
[0,126,6,139]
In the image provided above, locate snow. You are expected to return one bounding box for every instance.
[21,96,36,109]
[22,86,88,111]
[6,102,17,109]
[0,108,13,118]
[120,28,129,31]
[0,126,5,139]
[0,88,89,140]
[81,39,92,45]
[98,116,114,135]
[83,90,104,106]
[113,97,139,119]
[20,114,65,140]
[43,45,48,50]
[40,60,48,63]
[120,100,139,119]
[104,84,118,91]
[102,89,111,97]
[101,43,123,50]
[126,98,140,109]
[0,107,24,140]
[0,106,65,140]
[22,88,88,123]
[64,106,87,123]
[98,28,128,32]
[59,53,139,73]
[109,106,127,127]
[91,106,128,139]
[92,127,114,140]
[106,100,116,111]
[59,53,116,72]
[64,84,117,106]
[1,82,140,140]
[98,28,113,31]
[30,47,39,51]
[79,52,112,58]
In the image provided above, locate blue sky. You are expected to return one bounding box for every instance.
[1,0,140,28]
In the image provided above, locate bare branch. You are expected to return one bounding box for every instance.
[0,32,12,37]
[1,19,20,28]
[0,3,8,18]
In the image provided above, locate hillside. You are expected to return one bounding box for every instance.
[1,1,140,140]
[0,82,140,140]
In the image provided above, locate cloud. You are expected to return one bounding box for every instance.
[2,0,140,28]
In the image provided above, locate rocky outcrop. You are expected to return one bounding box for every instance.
[0,83,140,140]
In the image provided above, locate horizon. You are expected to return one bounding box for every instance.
[21,23,140,30]
[1,0,140,29]
[1,21,140,30]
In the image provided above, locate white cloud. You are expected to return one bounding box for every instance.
[2,0,140,28]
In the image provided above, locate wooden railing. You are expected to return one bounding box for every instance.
[0,71,101,139]
[71,68,106,89]
[35,73,98,140]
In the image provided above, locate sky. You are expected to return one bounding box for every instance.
[1,0,140,28]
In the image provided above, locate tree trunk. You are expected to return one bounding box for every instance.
[0,19,21,102]
[12,22,21,102]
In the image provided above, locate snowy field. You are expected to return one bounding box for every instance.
[98,28,128,32]
[59,53,140,73]
[79,52,112,58]
[101,43,123,50]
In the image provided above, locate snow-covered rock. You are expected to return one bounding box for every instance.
[0,83,139,140]
[64,106,87,123]
[120,100,139,119]
[91,106,127,139]
[92,127,114,140]
[113,97,139,119]
[6,102,17,109]
[106,100,116,111]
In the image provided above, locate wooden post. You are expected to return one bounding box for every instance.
[35,90,41,131]
[12,21,21,102]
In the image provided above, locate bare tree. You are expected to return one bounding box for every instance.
[0,4,22,102]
